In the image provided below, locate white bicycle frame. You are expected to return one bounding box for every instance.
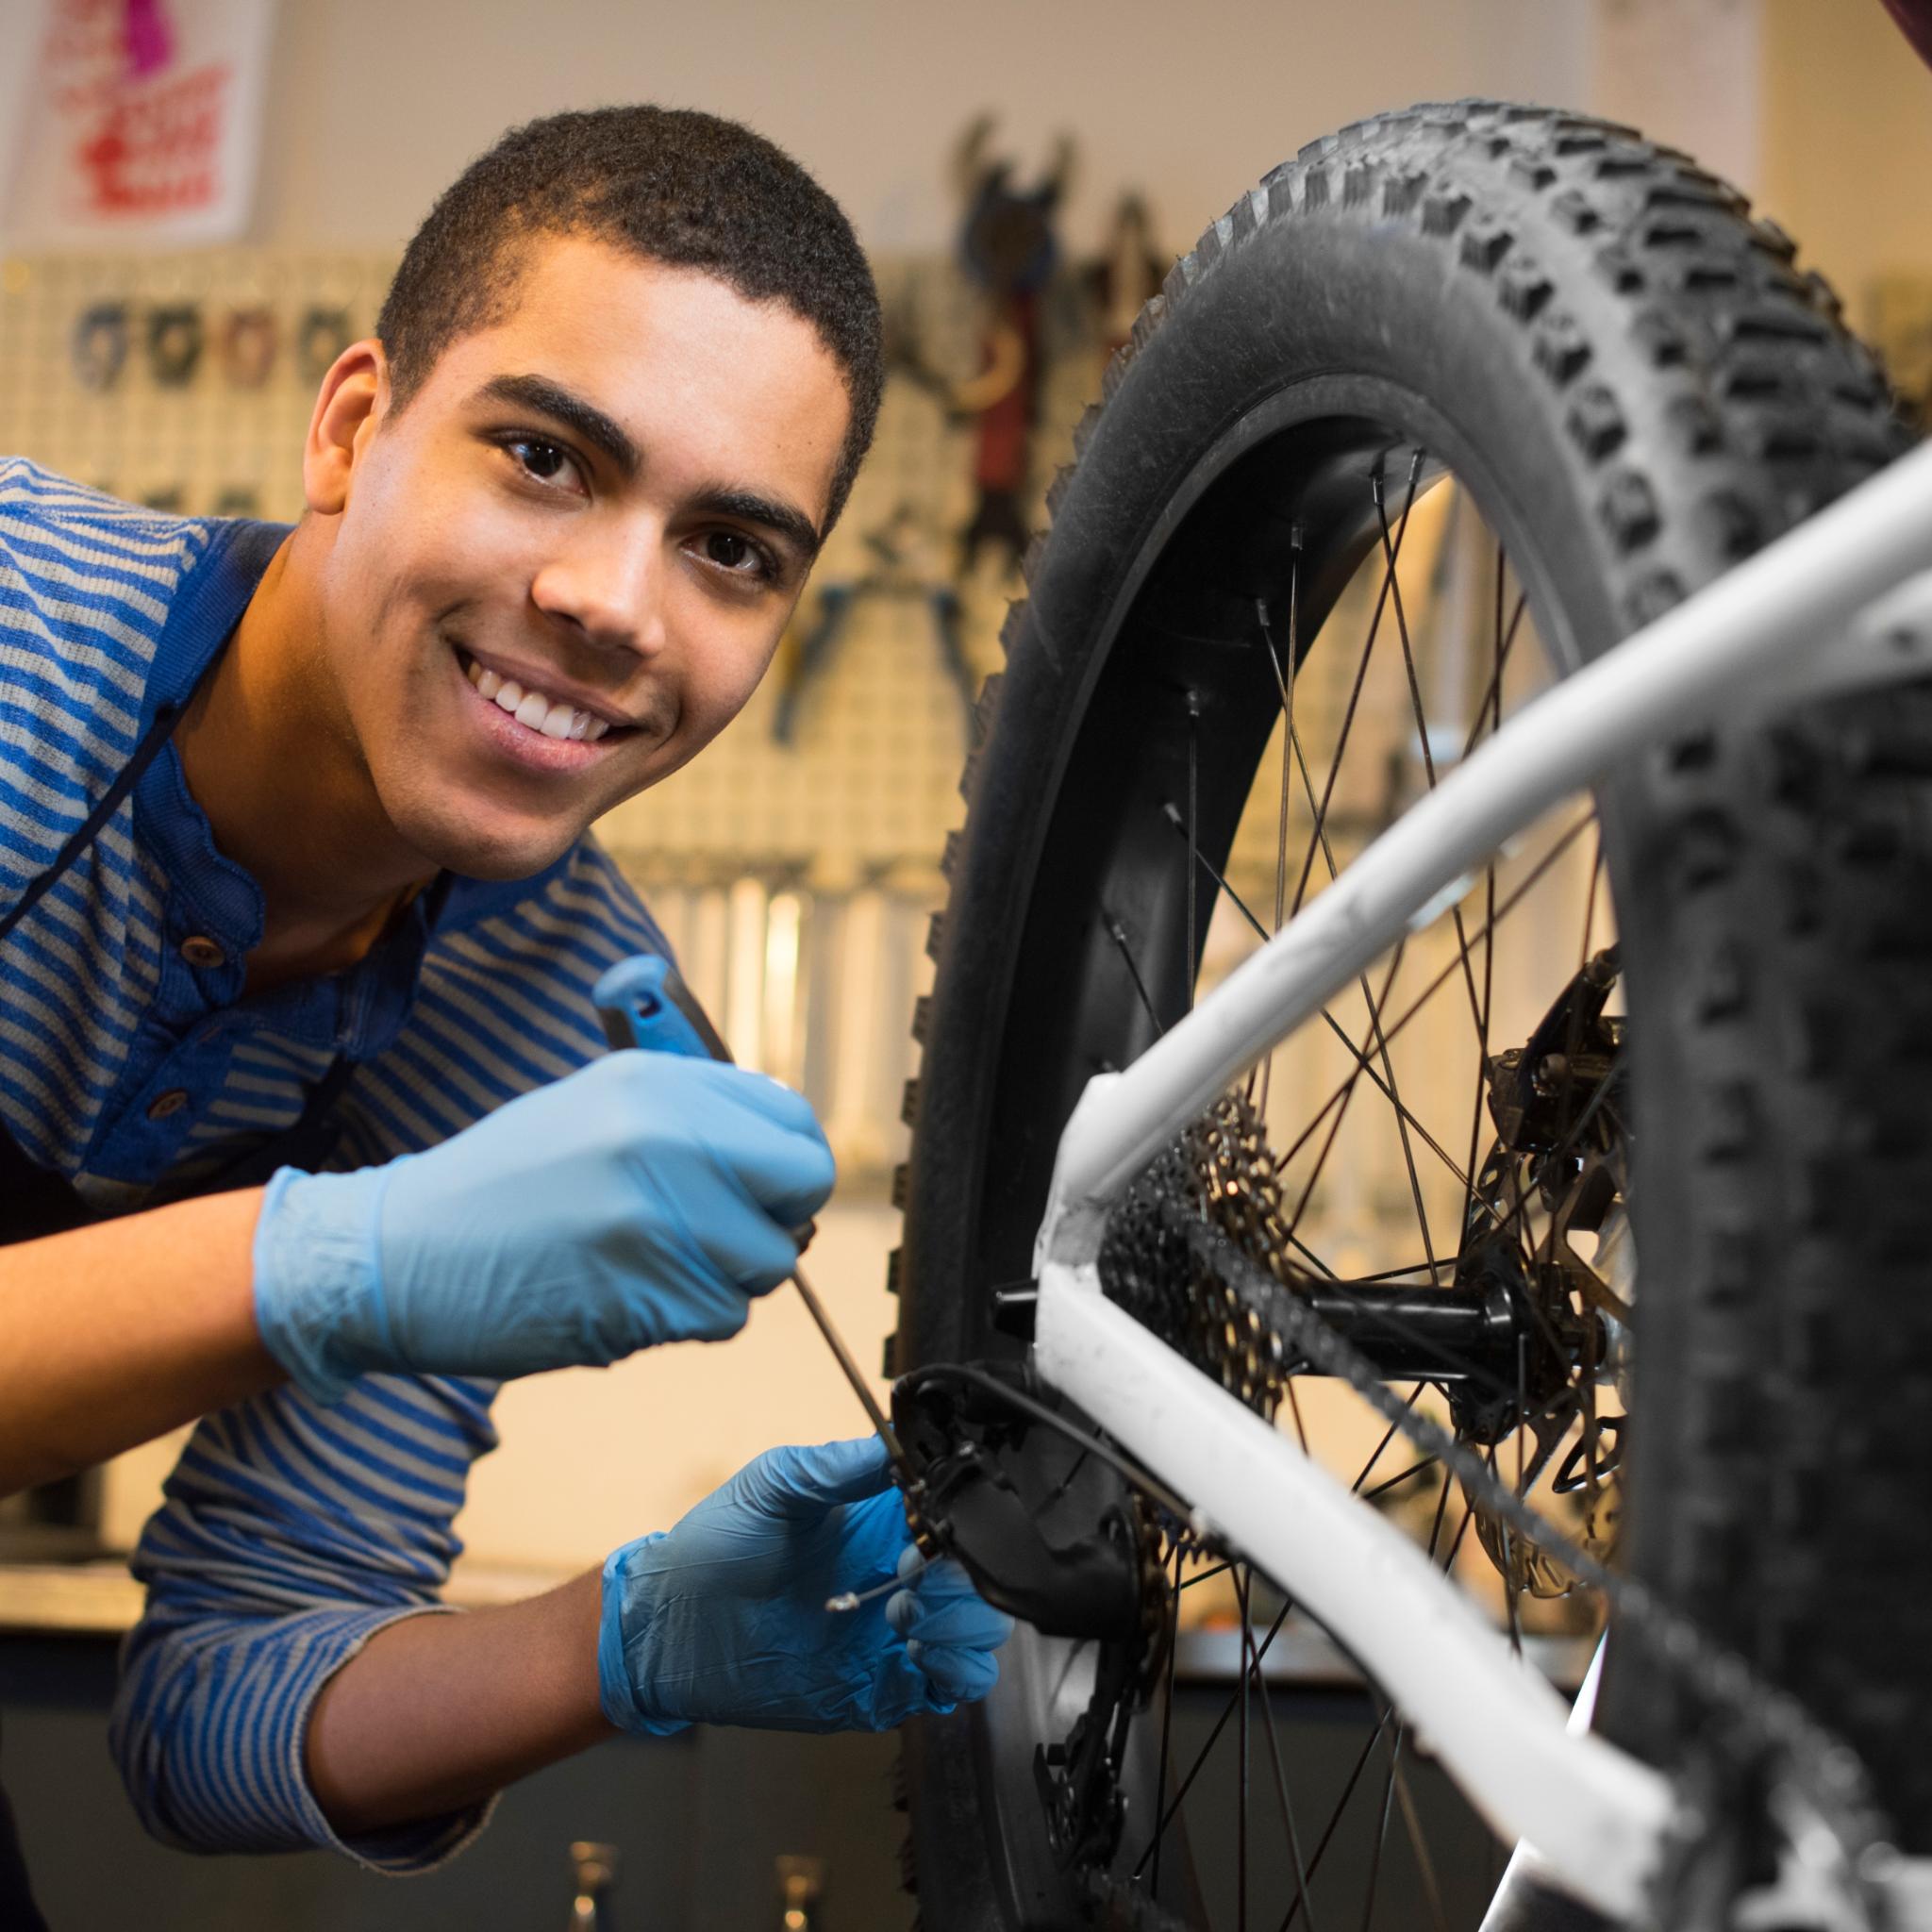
[1024,441,1932,1926]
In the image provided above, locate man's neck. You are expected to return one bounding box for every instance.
[174,529,438,994]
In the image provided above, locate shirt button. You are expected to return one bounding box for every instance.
[147,1089,190,1122]
[180,935,225,970]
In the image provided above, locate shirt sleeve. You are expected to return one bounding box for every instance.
[109,1370,501,1871]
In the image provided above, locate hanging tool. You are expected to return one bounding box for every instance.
[593,956,929,1539]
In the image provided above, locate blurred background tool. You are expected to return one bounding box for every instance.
[566,1840,618,1930]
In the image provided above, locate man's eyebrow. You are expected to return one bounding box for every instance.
[475,374,641,476]
[688,487,823,561]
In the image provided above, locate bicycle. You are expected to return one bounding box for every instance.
[883,101,1932,1930]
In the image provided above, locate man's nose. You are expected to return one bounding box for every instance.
[529,525,665,657]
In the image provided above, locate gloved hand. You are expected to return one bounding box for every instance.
[251,1050,834,1402]
[598,1437,1014,1735]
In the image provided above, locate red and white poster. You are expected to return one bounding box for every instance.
[4,0,276,248]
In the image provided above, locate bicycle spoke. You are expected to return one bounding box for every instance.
[1239,1567,1253,1932]
[1259,550,1301,1120]
[1247,1591,1322,1932]
[1275,1472,1459,1932]
[1461,550,1510,1239]
[1106,916,1166,1037]
[1524,827,1611,1271]
[1393,1754,1453,1932]
[1360,1724,1407,1932]
[1457,575,1528,763]
[1274,1705,1398,1932]
[1491,1440,1525,1660]
[1287,1229,1341,1281]
[1153,1538,1184,1894]
[1133,1591,1298,1878]
[1280,717,1441,1277]
[1181,1559,1235,1592]
[1359,1457,1439,1505]
[1460,853,1500,1251]
[1275,546,1301,940]
[1041,1446,1092,1512]
[1376,484,1512,1221]
[1284,1375,1312,1457]
[1289,454,1423,923]
[1166,816,1488,1217]
[1579,824,1606,969]
[1426,1462,1458,1567]
[1283,943,1411,1253]
[1279,811,1595,1174]
[1129,1401,1430,1893]
[1351,1384,1427,1495]
[1187,691,1202,1009]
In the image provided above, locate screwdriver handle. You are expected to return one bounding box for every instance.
[594,956,815,1251]
[595,954,734,1063]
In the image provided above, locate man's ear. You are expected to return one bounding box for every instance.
[302,339,390,516]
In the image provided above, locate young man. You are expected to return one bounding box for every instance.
[0,108,1007,1907]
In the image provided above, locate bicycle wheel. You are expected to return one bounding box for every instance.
[891,101,1928,1930]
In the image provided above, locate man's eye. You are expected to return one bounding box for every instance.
[703,530,770,577]
[505,438,577,487]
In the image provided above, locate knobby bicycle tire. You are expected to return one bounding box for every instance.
[890,99,1926,1928]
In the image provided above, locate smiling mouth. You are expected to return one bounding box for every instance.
[457,647,619,742]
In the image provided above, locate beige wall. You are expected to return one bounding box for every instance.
[1590,0,1763,190]
[1758,0,1932,328]
[0,0,1589,258]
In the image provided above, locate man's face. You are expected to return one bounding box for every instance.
[312,235,852,880]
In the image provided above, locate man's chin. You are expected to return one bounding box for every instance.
[408,809,583,884]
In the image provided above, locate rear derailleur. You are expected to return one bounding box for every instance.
[892,1359,1174,1872]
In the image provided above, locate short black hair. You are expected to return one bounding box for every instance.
[376,106,882,532]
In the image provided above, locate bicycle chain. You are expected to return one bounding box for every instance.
[1094,1091,1894,1925]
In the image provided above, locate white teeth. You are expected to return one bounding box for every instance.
[466,653,615,743]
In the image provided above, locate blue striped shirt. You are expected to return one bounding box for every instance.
[0,459,668,1869]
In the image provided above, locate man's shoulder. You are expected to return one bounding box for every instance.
[0,458,218,690]
[0,457,215,590]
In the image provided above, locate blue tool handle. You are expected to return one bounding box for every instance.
[593,956,815,1252]
[594,956,733,1063]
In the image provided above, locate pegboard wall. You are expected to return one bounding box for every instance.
[0,248,1105,893]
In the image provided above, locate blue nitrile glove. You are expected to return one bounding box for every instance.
[598,1437,1014,1735]
[251,1051,834,1402]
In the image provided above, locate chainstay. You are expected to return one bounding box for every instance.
[1102,1188,1890,1909]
